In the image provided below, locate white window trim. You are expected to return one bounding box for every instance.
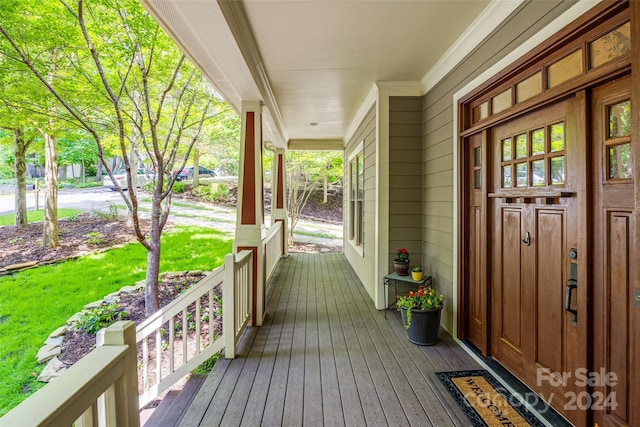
[347,140,365,256]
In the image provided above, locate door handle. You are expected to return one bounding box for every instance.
[565,281,578,325]
[521,231,530,246]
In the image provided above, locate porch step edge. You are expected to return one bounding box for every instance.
[144,374,207,427]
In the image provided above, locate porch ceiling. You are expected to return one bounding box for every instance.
[140,0,492,148]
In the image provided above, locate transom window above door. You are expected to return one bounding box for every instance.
[500,122,565,188]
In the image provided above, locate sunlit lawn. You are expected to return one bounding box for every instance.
[0,208,83,226]
[0,226,232,416]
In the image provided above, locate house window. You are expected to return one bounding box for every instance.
[348,143,364,249]
[500,121,566,188]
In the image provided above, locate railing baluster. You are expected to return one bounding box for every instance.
[143,337,149,391]
[196,297,201,354]
[103,383,117,425]
[155,328,162,384]
[208,289,214,345]
[75,402,97,427]
[182,308,188,365]
[169,317,175,373]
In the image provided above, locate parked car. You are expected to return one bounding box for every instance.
[103,168,153,191]
[175,166,216,181]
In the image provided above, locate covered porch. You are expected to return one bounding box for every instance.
[173,253,478,426]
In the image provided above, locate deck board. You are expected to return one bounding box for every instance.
[176,254,480,427]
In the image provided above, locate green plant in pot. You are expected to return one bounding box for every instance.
[411,266,423,281]
[397,285,445,345]
[393,248,410,275]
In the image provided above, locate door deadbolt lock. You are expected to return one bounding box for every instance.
[569,248,578,259]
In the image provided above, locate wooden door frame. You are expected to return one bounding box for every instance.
[459,130,490,354]
[630,2,640,426]
[456,2,638,424]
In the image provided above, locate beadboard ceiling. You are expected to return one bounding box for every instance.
[140,0,493,148]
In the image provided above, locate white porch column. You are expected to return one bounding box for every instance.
[234,100,266,326]
[270,148,288,256]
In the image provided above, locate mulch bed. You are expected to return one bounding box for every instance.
[0,214,144,269]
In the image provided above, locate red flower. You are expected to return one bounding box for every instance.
[396,248,409,262]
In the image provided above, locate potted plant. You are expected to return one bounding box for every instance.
[393,248,410,275]
[411,266,423,281]
[396,285,445,345]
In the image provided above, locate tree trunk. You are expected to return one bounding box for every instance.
[323,175,328,204]
[43,133,59,248]
[12,128,29,228]
[95,159,102,182]
[144,197,163,315]
[111,155,119,171]
[288,186,297,247]
[126,145,138,227]
[144,243,160,315]
[193,149,200,188]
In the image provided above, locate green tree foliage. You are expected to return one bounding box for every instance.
[57,131,98,181]
[201,108,241,175]
[286,151,342,246]
[0,0,237,314]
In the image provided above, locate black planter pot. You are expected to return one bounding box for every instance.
[393,259,410,276]
[400,307,442,345]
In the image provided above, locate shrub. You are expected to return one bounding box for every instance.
[194,182,229,203]
[172,181,186,193]
[75,303,128,335]
[85,231,103,245]
[92,202,118,222]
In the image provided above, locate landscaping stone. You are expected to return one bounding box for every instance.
[49,325,67,338]
[104,294,120,304]
[84,300,104,310]
[66,313,81,325]
[120,285,141,294]
[5,261,38,271]
[188,270,203,275]
[163,272,181,279]
[38,357,66,382]
[45,336,64,347]
[36,343,61,364]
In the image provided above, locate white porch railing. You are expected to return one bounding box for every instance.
[0,321,139,427]
[136,266,224,408]
[1,238,284,425]
[264,221,284,281]
[222,250,253,359]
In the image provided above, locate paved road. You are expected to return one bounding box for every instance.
[0,187,343,248]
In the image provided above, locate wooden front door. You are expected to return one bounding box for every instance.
[489,97,588,425]
[591,76,634,427]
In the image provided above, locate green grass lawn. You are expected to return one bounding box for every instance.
[0,226,232,416]
[0,209,83,226]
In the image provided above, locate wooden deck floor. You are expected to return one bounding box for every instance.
[177,253,480,426]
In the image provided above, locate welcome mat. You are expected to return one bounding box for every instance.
[436,370,545,427]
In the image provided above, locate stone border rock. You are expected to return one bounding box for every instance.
[34,270,206,383]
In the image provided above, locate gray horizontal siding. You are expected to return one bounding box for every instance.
[389,96,422,268]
